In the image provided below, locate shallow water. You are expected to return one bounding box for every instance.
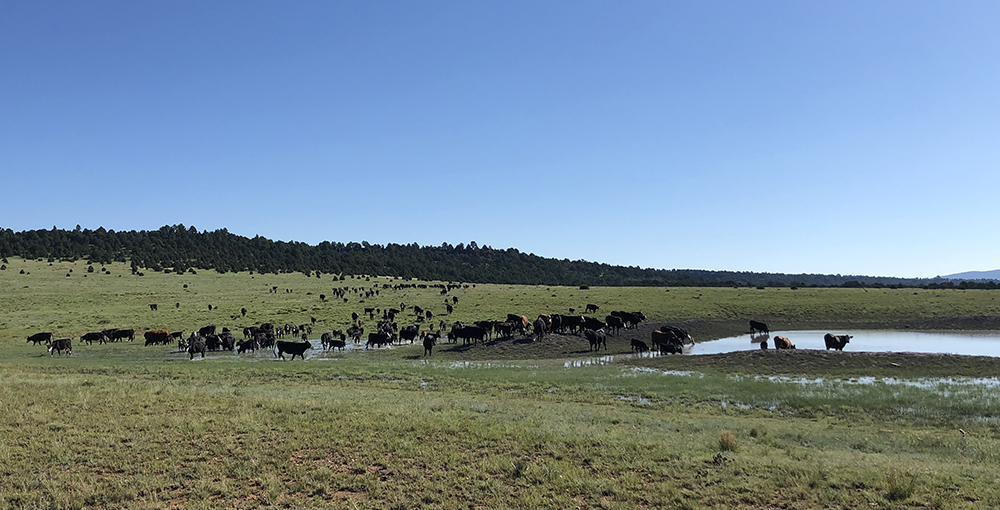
[691,330,1000,357]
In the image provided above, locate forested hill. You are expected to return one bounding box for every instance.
[0,225,954,287]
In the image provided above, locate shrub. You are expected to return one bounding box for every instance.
[719,431,738,452]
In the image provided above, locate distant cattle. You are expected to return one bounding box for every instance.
[651,329,685,354]
[584,329,607,351]
[199,325,216,337]
[446,304,454,314]
[533,317,547,342]
[749,320,769,335]
[111,329,135,342]
[605,315,625,335]
[188,336,206,359]
[659,325,693,345]
[276,340,311,360]
[48,338,72,356]
[773,336,795,349]
[80,332,105,345]
[631,339,649,354]
[27,332,53,345]
[366,332,393,349]
[585,304,599,313]
[241,307,247,317]
[144,330,172,346]
[582,316,606,331]
[824,333,852,351]
[453,326,487,345]
[149,304,157,311]
[423,333,438,356]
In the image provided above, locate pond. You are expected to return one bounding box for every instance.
[691,330,1000,357]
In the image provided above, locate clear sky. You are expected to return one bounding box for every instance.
[2,1,998,278]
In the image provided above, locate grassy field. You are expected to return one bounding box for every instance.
[3,257,1000,509]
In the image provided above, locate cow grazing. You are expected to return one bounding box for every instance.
[584,329,607,351]
[27,332,53,345]
[651,329,685,354]
[80,332,105,345]
[276,340,311,360]
[149,304,158,311]
[824,333,852,351]
[773,336,795,349]
[631,339,649,354]
[585,304,600,313]
[749,320,769,335]
[48,338,72,356]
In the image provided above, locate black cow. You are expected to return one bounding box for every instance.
[585,304,599,313]
[237,339,255,354]
[188,336,206,359]
[453,326,487,345]
[446,304,454,314]
[631,339,649,354]
[423,333,438,356]
[27,332,53,345]
[48,338,72,356]
[241,307,247,317]
[582,316,606,331]
[347,326,364,343]
[199,325,217,337]
[749,320,769,335]
[399,325,420,344]
[560,315,585,334]
[824,333,852,351]
[276,340,311,360]
[366,332,393,349]
[80,332,105,345]
[219,331,236,351]
[112,329,135,342]
[584,329,606,351]
[149,303,157,311]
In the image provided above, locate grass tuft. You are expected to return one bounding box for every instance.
[719,430,738,452]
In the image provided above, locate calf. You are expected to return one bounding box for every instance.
[49,338,73,356]
[48,338,72,356]
[276,340,311,360]
[630,339,649,354]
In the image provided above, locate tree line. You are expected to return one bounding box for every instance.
[0,224,969,288]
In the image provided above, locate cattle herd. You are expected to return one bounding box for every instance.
[21,285,856,361]
[749,320,853,351]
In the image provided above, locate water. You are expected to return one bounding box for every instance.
[691,330,1000,357]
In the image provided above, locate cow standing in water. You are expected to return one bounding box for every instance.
[824,333,852,351]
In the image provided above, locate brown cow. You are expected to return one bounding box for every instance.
[773,336,795,349]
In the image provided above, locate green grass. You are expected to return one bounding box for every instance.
[4,257,1000,508]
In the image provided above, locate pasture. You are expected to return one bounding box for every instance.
[4,257,1000,508]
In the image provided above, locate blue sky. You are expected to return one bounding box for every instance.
[2,1,998,278]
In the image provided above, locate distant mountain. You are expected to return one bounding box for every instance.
[944,270,1000,281]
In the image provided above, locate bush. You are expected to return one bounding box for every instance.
[87,265,94,273]
[719,431,738,452]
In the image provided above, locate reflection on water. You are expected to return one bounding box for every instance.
[692,330,1000,357]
